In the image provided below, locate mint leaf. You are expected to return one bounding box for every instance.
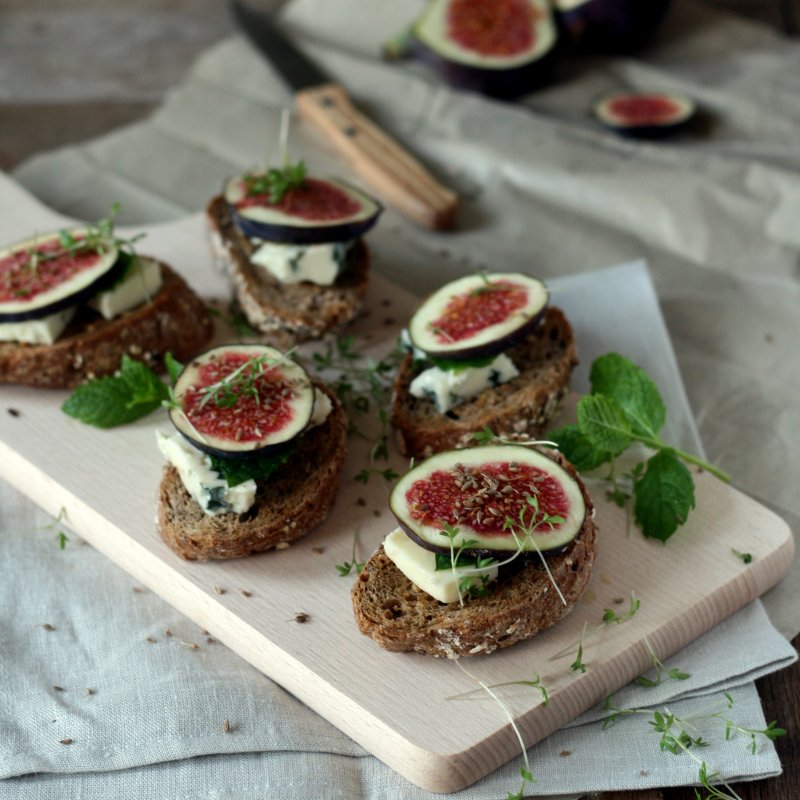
[209,447,293,487]
[62,357,168,428]
[576,394,631,455]
[590,353,666,439]
[633,449,696,541]
[164,352,183,386]
[549,424,613,472]
[427,354,496,373]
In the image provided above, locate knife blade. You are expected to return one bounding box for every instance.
[230,0,459,230]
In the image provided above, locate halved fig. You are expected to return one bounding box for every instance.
[390,445,586,554]
[407,272,548,361]
[169,344,315,459]
[593,92,695,138]
[0,231,121,322]
[411,0,557,99]
[555,0,672,54]
[224,174,383,245]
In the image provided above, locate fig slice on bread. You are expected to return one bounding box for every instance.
[390,445,586,555]
[169,344,316,460]
[352,445,597,657]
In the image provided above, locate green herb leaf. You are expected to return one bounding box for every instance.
[590,352,666,439]
[634,449,696,541]
[61,355,168,428]
[208,447,293,488]
[732,548,753,564]
[549,423,612,472]
[164,352,183,386]
[576,394,632,456]
[427,354,496,373]
[244,161,307,204]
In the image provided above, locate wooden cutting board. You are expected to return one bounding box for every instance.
[0,191,793,793]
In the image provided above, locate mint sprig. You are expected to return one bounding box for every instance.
[62,356,169,428]
[208,448,293,488]
[550,353,729,542]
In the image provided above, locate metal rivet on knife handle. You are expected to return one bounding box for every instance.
[296,83,459,231]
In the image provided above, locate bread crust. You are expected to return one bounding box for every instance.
[206,196,370,348]
[0,262,213,389]
[351,450,596,658]
[157,383,348,561]
[391,307,578,459]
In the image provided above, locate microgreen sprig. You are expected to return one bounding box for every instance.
[447,672,549,706]
[244,161,307,204]
[635,637,691,688]
[41,507,70,550]
[335,529,365,577]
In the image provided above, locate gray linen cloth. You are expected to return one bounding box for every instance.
[4,0,799,796]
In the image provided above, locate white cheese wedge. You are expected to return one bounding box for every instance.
[409,353,519,413]
[383,527,498,604]
[88,256,162,320]
[156,432,256,517]
[0,306,76,345]
[249,240,352,286]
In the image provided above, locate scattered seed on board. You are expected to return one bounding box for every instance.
[53,685,64,692]
[42,623,55,631]
[165,628,173,637]
[222,720,231,734]
[145,637,156,644]
[213,586,226,595]
[240,589,252,598]
[84,688,94,697]
[59,738,73,746]
[293,612,310,623]
[7,408,20,417]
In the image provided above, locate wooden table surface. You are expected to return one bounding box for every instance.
[1,1,797,798]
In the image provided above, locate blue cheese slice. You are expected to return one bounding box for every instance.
[383,528,498,604]
[409,353,519,413]
[0,306,76,345]
[88,256,162,320]
[156,432,256,516]
[249,240,352,286]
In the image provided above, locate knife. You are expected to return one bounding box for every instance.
[230,0,459,230]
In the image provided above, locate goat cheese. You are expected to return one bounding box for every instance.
[250,240,352,286]
[409,353,519,413]
[156,432,256,516]
[88,257,162,320]
[0,306,76,344]
[383,528,498,604]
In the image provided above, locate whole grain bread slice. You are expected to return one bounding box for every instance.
[157,383,348,561]
[0,262,213,389]
[351,450,596,657]
[206,196,369,348]
[391,306,578,459]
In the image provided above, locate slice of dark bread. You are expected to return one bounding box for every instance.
[206,196,370,348]
[157,383,348,561]
[0,262,213,389]
[352,451,596,657]
[391,307,578,459]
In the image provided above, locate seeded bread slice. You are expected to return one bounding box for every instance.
[157,384,348,561]
[0,262,213,389]
[206,196,370,348]
[391,307,578,459]
[352,451,596,657]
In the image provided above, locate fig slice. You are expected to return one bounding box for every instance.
[593,91,696,137]
[0,231,121,322]
[389,445,586,554]
[168,344,315,459]
[225,173,383,245]
[407,272,548,361]
[411,0,558,99]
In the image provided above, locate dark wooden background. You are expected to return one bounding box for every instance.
[1,1,796,797]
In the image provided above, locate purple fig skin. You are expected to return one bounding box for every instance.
[556,0,672,54]
[229,203,382,246]
[396,519,571,558]
[409,35,557,100]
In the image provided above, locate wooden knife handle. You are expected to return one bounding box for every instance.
[296,83,459,230]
